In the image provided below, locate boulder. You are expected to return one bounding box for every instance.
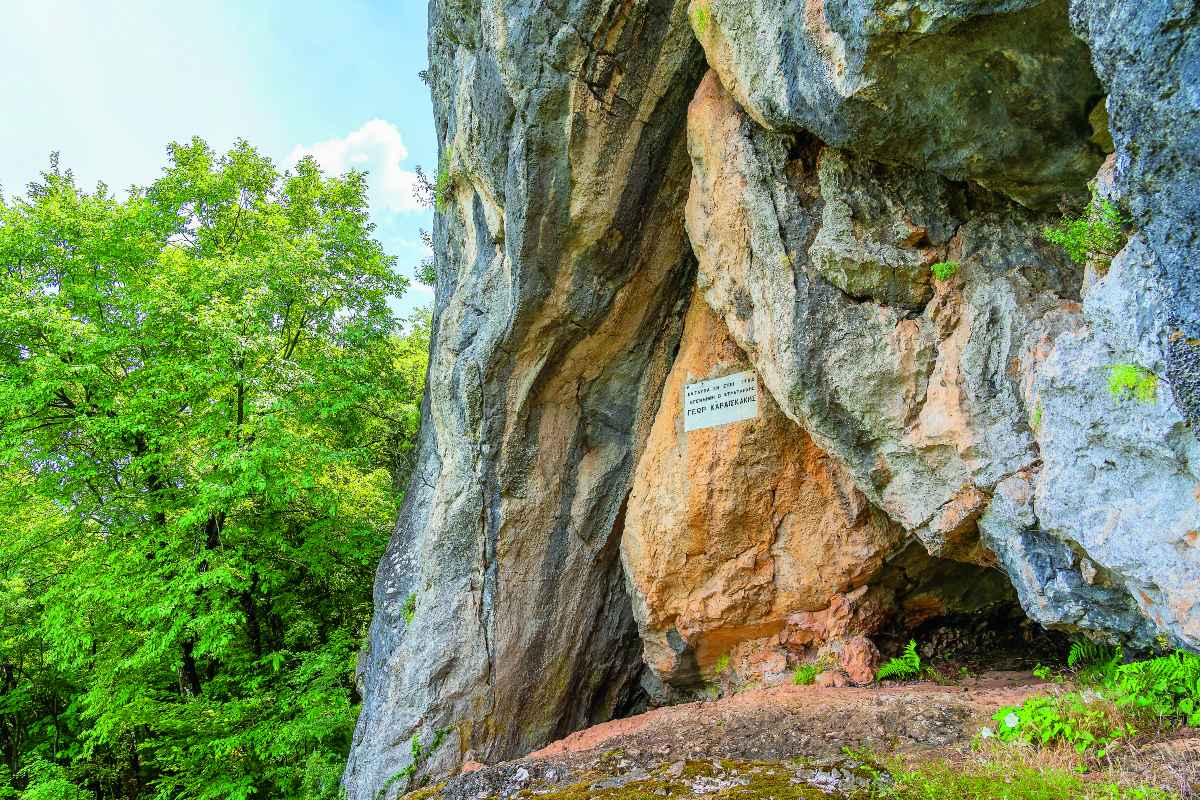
[982,233,1200,649]
[840,636,882,685]
[689,0,1104,206]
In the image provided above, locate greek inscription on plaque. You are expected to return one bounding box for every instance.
[683,370,759,432]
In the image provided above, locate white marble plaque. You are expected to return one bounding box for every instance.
[683,370,759,432]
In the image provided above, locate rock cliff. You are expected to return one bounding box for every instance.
[344,1,1200,795]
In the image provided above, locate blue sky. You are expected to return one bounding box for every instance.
[0,0,436,316]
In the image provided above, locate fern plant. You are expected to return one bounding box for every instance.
[1068,640,1123,684]
[1115,650,1200,726]
[991,643,1200,758]
[876,639,922,681]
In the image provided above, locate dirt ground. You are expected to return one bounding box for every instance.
[526,671,1047,762]
[404,672,1199,799]
[422,672,1060,799]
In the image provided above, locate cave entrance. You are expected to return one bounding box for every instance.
[869,540,1070,677]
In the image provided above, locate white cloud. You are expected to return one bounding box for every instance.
[288,119,423,212]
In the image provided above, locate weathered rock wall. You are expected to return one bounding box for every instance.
[342,1,704,796]
[622,291,1021,692]
[682,67,1199,659]
[621,293,907,689]
[688,0,1104,207]
[348,0,1200,792]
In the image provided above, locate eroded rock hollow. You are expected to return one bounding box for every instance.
[344,0,1200,795]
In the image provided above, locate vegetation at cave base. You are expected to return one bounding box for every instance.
[0,141,429,799]
[992,644,1200,759]
[461,755,1176,800]
[875,640,922,682]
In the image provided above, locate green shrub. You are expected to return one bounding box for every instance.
[434,164,453,211]
[1044,192,1128,267]
[1107,364,1158,403]
[992,693,1131,757]
[792,663,819,685]
[1113,649,1200,726]
[433,146,457,211]
[877,640,922,681]
[930,260,959,281]
[419,261,438,286]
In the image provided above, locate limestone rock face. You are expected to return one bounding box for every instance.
[349,0,1200,789]
[689,0,1104,206]
[342,1,704,795]
[1069,0,1200,423]
[622,293,905,688]
[684,69,1200,650]
[685,69,1077,542]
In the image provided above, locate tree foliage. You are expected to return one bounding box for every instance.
[0,140,428,798]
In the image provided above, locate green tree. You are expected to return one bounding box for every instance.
[0,141,427,798]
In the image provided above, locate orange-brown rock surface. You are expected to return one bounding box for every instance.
[622,293,905,687]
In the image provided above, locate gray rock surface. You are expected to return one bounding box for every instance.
[1069,0,1200,424]
[685,70,1076,537]
[691,0,1104,206]
[341,0,704,795]
[980,471,1157,644]
[1015,235,1200,648]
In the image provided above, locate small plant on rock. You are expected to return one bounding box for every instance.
[404,593,417,625]
[792,663,820,686]
[1107,364,1158,404]
[434,164,454,211]
[876,639,922,682]
[930,260,959,281]
[1029,403,1043,433]
[690,4,710,35]
[1044,190,1129,268]
[431,146,460,211]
